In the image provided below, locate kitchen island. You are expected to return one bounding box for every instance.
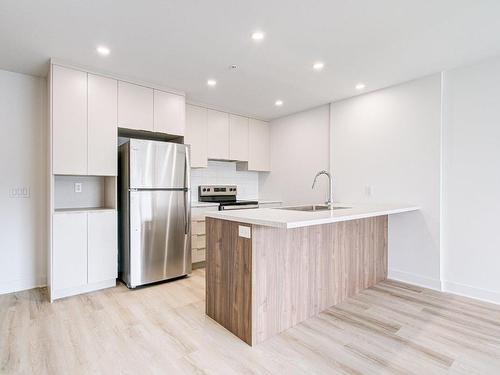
[205,203,419,345]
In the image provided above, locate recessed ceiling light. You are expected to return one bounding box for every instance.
[96,45,110,56]
[313,62,324,71]
[355,83,366,90]
[275,100,283,106]
[207,79,217,87]
[251,31,265,41]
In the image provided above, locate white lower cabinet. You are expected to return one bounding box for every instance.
[88,211,118,284]
[53,212,88,291]
[52,210,117,300]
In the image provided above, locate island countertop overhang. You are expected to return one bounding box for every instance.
[205,203,419,229]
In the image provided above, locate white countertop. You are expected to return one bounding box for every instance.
[205,203,419,229]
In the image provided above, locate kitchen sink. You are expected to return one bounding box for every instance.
[276,205,351,212]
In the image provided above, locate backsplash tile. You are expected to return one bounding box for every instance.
[191,161,259,201]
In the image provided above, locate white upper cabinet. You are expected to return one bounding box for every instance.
[229,114,249,161]
[186,104,271,171]
[52,65,87,175]
[185,105,208,168]
[88,74,118,176]
[87,211,117,284]
[153,90,185,136]
[248,119,270,171]
[207,109,229,160]
[118,81,154,131]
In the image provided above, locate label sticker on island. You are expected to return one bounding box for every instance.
[238,225,251,239]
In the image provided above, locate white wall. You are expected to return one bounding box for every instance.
[0,69,46,294]
[259,105,330,205]
[191,160,259,201]
[442,56,500,304]
[331,75,442,289]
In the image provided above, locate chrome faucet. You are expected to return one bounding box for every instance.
[312,170,334,209]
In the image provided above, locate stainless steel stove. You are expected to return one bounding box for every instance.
[198,185,259,211]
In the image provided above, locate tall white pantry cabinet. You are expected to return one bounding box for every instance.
[49,64,119,301]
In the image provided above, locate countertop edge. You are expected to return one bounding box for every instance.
[284,206,419,228]
[205,205,420,228]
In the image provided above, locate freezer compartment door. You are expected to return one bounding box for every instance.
[129,190,191,287]
[129,139,189,189]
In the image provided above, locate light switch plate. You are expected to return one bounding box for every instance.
[9,187,30,198]
[74,183,82,193]
[238,225,251,239]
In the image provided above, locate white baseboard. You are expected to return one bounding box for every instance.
[388,269,442,291]
[0,276,47,295]
[442,280,500,306]
[51,279,116,301]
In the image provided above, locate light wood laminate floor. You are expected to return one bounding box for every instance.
[1,269,500,374]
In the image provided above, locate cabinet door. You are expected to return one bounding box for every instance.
[248,119,270,171]
[88,74,117,176]
[207,109,229,160]
[52,65,87,175]
[154,90,185,136]
[118,81,154,131]
[88,211,118,283]
[185,105,208,168]
[53,212,87,290]
[229,114,249,161]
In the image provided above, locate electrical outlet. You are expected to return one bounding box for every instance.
[238,225,251,239]
[74,183,82,193]
[9,187,30,198]
[365,185,374,197]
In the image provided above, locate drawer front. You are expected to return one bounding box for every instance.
[192,248,206,263]
[192,234,206,249]
[192,220,205,235]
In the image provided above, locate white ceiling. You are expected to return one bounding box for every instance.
[1,0,500,120]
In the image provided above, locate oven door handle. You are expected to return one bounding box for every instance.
[220,204,259,210]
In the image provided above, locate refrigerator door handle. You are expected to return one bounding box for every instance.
[184,147,191,235]
[184,144,191,190]
[184,189,191,235]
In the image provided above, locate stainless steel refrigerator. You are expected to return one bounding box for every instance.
[118,139,191,288]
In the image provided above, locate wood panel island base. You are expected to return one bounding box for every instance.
[205,215,388,346]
